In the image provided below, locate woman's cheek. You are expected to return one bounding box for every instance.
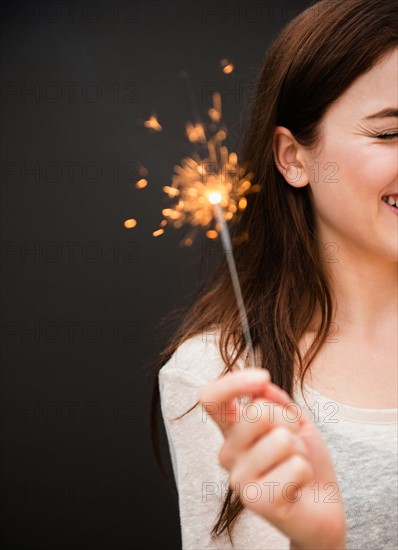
[368,146,398,186]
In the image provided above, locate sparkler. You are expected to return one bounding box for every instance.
[154,86,260,370]
[129,68,261,372]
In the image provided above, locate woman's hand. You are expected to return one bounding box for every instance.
[199,369,346,550]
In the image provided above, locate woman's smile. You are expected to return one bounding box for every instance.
[382,195,398,216]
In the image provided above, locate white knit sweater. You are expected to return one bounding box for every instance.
[159,333,398,549]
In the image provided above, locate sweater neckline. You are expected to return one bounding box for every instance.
[295,381,398,424]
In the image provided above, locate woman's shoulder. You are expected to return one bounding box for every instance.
[158,331,233,422]
[158,330,228,387]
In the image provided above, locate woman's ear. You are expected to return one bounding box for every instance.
[273,126,309,188]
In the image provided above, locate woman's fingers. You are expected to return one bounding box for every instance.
[199,368,305,439]
[219,399,302,470]
[228,426,310,488]
[198,368,271,435]
[248,453,314,521]
[199,368,345,548]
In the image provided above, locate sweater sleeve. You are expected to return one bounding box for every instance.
[158,334,290,550]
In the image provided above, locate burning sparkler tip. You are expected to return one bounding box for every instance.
[208,192,222,205]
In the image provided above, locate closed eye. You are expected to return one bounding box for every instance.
[376,132,398,140]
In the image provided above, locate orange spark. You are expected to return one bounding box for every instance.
[144,114,162,132]
[124,219,137,229]
[220,58,234,74]
[135,178,148,189]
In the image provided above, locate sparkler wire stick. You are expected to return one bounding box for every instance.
[212,201,256,370]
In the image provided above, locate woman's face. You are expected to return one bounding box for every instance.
[280,47,398,264]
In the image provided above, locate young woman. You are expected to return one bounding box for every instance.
[151,1,398,548]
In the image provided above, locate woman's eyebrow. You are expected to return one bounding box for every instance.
[363,107,398,120]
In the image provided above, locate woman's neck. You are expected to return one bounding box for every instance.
[325,252,397,339]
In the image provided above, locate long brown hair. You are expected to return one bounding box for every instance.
[150,0,398,544]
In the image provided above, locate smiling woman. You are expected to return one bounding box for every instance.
[272,46,398,411]
[150,1,398,549]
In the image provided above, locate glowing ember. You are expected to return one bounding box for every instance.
[124,219,137,229]
[135,178,148,189]
[220,58,234,74]
[208,92,222,123]
[186,122,206,143]
[144,114,162,132]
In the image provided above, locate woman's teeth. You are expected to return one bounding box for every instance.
[382,195,398,208]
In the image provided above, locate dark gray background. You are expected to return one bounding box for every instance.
[0,1,313,548]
